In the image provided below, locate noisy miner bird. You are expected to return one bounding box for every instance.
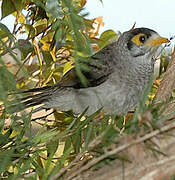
[15,28,169,115]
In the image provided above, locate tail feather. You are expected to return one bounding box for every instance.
[20,89,50,102]
[8,86,56,113]
[22,93,50,107]
[17,86,52,94]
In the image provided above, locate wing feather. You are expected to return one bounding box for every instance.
[10,42,116,111]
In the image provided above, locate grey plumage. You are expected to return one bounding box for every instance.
[12,28,169,115]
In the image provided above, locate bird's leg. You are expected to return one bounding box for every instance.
[95,109,109,119]
[120,111,134,134]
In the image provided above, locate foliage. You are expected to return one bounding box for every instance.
[0,0,173,179]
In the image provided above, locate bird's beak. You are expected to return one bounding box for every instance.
[146,36,170,47]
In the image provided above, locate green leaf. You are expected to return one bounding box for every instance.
[1,0,16,18]
[98,30,118,49]
[129,75,154,132]
[48,147,72,178]
[0,149,14,173]
[83,123,93,150]
[42,50,53,65]
[0,66,16,100]
[13,156,33,179]
[0,23,15,41]
[45,0,64,18]
[46,138,59,156]
[34,19,48,35]
[24,24,36,38]
[75,62,89,87]
[31,157,45,177]
[17,39,34,60]
[1,0,25,18]
[33,129,58,144]
[0,129,12,146]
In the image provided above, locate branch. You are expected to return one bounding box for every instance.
[154,47,175,103]
[51,131,106,180]
[52,121,175,180]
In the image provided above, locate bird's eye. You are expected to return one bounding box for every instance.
[139,36,146,43]
[131,33,147,46]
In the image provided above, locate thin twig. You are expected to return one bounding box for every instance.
[15,53,33,78]
[64,121,175,180]
[51,131,106,180]
[134,154,175,175]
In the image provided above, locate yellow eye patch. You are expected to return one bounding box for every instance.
[131,33,147,46]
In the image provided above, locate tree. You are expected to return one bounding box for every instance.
[0,0,175,179]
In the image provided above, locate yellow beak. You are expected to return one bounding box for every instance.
[146,36,169,47]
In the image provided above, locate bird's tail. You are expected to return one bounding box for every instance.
[7,86,55,113]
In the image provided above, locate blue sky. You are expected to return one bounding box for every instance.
[85,0,175,43]
[1,0,175,44]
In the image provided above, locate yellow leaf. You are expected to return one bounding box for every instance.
[63,62,74,76]
[80,0,87,7]
[94,16,104,27]
[50,46,56,62]
[42,43,51,51]
[92,16,104,37]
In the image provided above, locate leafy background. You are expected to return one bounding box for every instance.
[0,0,174,180]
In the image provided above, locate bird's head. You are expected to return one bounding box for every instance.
[119,27,169,59]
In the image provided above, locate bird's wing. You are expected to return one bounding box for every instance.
[59,43,115,88]
[9,43,116,112]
